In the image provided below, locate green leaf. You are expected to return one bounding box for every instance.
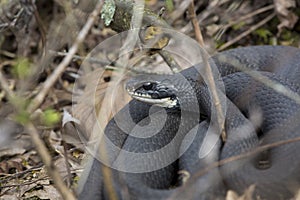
[165,0,174,12]
[42,109,61,127]
[254,28,272,42]
[13,58,32,79]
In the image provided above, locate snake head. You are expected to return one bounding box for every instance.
[126,75,180,108]
[125,71,201,112]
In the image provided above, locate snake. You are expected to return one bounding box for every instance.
[78,45,300,200]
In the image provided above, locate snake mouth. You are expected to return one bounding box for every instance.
[128,90,178,108]
[126,81,179,108]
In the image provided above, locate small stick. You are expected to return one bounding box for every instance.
[222,56,300,105]
[218,13,276,51]
[158,50,181,73]
[216,4,274,39]
[26,123,76,200]
[169,135,300,200]
[203,54,227,142]
[188,1,226,141]
[188,0,204,47]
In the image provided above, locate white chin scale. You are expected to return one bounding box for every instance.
[129,92,178,108]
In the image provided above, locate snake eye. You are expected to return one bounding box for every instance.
[143,82,154,90]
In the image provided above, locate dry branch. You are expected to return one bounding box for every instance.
[218,13,276,51]
[187,1,226,141]
[109,0,171,32]
[188,1,205,47]
[26,123,76,200]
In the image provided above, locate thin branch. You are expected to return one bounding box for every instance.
[218,13,276,51]
[50,50,170,75]
[188,1,205,47]
[158,50,181,73]
[203,54,227,141]
[27,0,104,113]
[110,1,171,32]
[215,4,274,40]
[169,0,192,23]
[196,136,300,181]
[62,141,73,187]
[0,176,49,189]
[188,1,226,141]
[181,0,228,33]
[49,50,110,65]
[170,135,300,199]
[26,123,76,200]
[220,55,300,105]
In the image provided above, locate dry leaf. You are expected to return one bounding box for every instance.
[72,68,131,141]
[226,190,239,200]
[226,185,255,200]
[61,109,87,148]
[0,133,32,158]
[0,119,23,149]
[273,0,298,33]
[0,160,24,174]
[22,184,62,200]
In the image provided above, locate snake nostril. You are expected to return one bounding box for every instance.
[143,82,154,90]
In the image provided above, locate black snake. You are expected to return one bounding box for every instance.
[78,45,300,200]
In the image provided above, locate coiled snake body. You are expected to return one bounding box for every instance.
[78,46,300,200]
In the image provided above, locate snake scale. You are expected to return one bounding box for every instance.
[78,45,300,200]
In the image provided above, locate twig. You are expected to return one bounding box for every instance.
[0,176,49,189]
[189,2,226,141]
[218,13,276,51]
[158,50,181,73]
[188,1,226,141]
[0,50,16,58]
[295,189,300,200]
[27,0,104,113]
[215,4,274,40]
[220,55,300,105]
[203,53,227,141]
[188,0,205,47]
[50,50,170,75]
[26,123,76,200]
[62,141,72,187]
[170,135,300,199]
[197,136,300,181]
[169,0,192,23]
[49,50,110,65]
[32,4,46,57]
[19,0,47,57]
[110,1,171,32]
[181,0,229,33]
[0,165,43,181]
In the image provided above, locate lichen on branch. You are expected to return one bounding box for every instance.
[107,0,171,32]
